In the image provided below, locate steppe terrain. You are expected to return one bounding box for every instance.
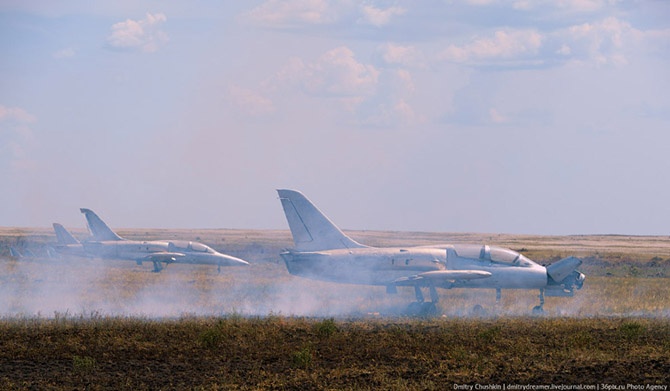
[0,227,668,389]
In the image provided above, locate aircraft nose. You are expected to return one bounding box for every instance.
[218,253,250,266]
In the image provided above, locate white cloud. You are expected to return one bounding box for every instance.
[560,17,636,66]
[53,47,75,59]
[441,29,543,64]
[106,13,168,53]
[277,46,379,97]
[0,105,36,124]
[245,0,405,29]
[489,108,508,124]
[556,44,572,56]
[379,43,425,69]
[268,47,425,128]
[0,105,36,170]
[554,0,611,13]
[309,46,380,95]
[510,0,614,13]
[358,4,405,27]
[246,0,351,27]
[227,85,276,117]
[355,69,422,127]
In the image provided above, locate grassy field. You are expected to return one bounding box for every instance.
[0,316,667,389]
[0,227,668,388]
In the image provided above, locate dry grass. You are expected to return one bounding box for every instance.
[0,316,667,389]
[0,227,669,388]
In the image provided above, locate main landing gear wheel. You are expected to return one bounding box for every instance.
[405,284,440,317]
[471,304,487,317]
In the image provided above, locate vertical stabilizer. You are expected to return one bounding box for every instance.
[276,189,367,251]
[53,223,80,245]
[80,208,124,241]
[9,247,23,258]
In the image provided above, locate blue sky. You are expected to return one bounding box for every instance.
[1,1,669,235]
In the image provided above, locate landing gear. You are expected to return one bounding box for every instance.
[532,288,545,314]
[152,260,164,273]
[405,284,439,317]
[471,304,487,316]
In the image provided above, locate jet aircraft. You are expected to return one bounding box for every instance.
[52,209,249,272]
[277,189,585,315]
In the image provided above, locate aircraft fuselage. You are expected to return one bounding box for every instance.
[281,244,549,290]
[281,247,446,285]
[80,240,242,266]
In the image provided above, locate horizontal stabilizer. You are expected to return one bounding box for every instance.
[53,223,80,245]
[546,256,582,282]
[394,270,492,285]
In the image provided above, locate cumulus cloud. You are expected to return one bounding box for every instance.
[276,46,379,97]
[227,85,276,117]
[441,29,544,65]
[106,13,168,53]
[558,17,639,66]
[358,4,406,27]
[0,105,36,124]
[269,46,424,127]
[245,0,406,29]
[0,105,36,170]
[245,0,351,27]
[53,47,75,59]
[549,0,612,13]
[353,69,422,127]
[474,0,613,12]
[489,108,508,124]
[378,43,425,69]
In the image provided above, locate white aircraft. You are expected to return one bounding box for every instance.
[52,209,249,272]
[277,189,585,315]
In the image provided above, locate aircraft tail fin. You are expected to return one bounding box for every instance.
[53,223,80,245]
[277,189,367,251]
[9,247,23,258]
[80,208,124,241]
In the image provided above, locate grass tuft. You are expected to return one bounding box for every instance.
[72,355,96,374]
[292,345,314,369]
[314,318,338,337]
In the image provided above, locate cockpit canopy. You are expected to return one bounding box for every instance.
[452,244,536,267]
[169,241,216,254]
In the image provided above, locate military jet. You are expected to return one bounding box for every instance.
[277,189,585,315]
[52,209,249,272]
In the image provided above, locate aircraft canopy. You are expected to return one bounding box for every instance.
[170,241,216,253]
[453,244,536,267]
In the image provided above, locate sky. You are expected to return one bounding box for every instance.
[1,0,669,236]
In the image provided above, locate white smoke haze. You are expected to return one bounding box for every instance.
[1,249,668,320]
[1,228,668,319]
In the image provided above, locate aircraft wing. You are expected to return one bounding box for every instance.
[393,270,492,286]
[141,252,186,263]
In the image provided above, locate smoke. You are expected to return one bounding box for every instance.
[1,246,668,319]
